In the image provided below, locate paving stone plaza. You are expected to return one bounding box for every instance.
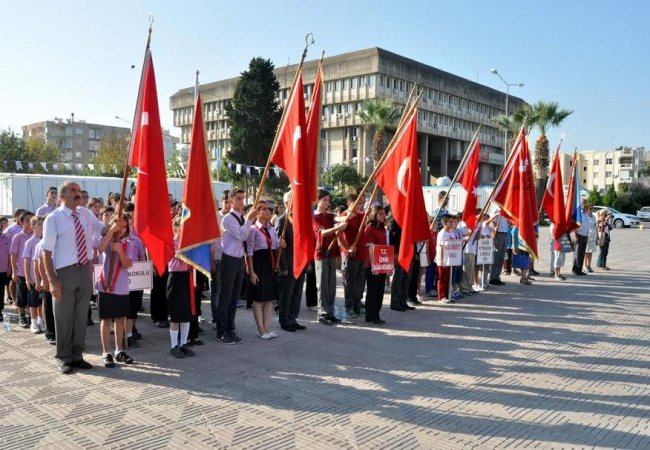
[0,227,648,449]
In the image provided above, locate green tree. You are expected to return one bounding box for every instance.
[528,101,573,203]
[24,137,60,163]
[493,104,529,154]
[587,187,603,206]
[225,57,284,199]
[94,133,130,176]
[0,129,26,161]
[357,98,401,164]
[320,164,364,193]
[603,185,618,207]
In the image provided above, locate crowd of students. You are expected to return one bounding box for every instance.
[0,182,615,374]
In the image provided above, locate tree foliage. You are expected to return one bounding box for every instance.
[587,187,603,206]
[225,57,284,198]
[94,133,129,175]
[320,164,364,193]
[603,185,618,207]
[357,99,401,164]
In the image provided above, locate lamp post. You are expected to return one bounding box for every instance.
[490,69,523,164]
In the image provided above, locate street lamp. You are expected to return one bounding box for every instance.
[115,115,130,125]
[490,69,523,164]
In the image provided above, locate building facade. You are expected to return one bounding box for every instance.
[22,117,129,163]
[558,147,647,193]
[170,47,526,185]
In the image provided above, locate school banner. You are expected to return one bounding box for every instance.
[93,261,153,292]
[477,238,494,265]
[370,245,395,274]
[442,241,463,267]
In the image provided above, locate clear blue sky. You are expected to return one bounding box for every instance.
[1,0,648,153]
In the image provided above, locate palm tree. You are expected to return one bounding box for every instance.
[493,104,532,154]
[529,101,573,203]
[357,99,401,165]
[529,101,572,177]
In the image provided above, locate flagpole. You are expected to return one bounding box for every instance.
[107,16,154,292]
[349,182,380,250]
[274,196,293,272]
[429,125,482,230]
[326,87,422,252]
[252,32,315,209]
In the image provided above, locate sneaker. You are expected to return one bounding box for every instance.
[586,266,594,273]
[170,345,186,358]
[425,290,436,298]
[554,276,565,281]
[126,336,140,348]
[439,298,451,304]
[38,321,47,333]
[19,315,29,328]
[328,315,342,323]
[231,333,243,343]
[180,345,195,356]
[318,317,334,326]
[30,323,42,334]
[115,351,134,364]
[345,308,357,318]
[102,353,115,368]
[216,334,236,345]
[267,332,278,339]
[257,332,272,340]
[359,307,366,315]
[157,320,170,328]
[132,329,143,340]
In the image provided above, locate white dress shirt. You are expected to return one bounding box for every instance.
[42,205,105,270]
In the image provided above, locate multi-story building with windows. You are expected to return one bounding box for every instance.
[558,147,647,193]
[22,117,129,163]
[170,47,526,185]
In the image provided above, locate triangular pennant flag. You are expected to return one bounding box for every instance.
[28,162,34,171]
[273,167,280,177]
[63,163,71,170]
[53,163,59,171]
[245,166,251,176]
[40,162,49,172]
[87,164,95,171]
[236,164,241,174]
[15,161,23,171]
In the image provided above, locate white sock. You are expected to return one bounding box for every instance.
[170,328,179,349]
[179,322,190,346]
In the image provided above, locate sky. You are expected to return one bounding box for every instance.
[1,0,648,153]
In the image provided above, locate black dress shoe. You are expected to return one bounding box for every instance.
[58,363,73,374]
[87,318,94,326]
[71,359,93,369]
[189,338,204,346]
[281,325,296,332]
[390,306,407,312]
[293,323,306,330]
[404,305,416,310]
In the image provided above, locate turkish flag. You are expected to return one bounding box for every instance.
[305,63,323,203]
[375,110,430,271]
[178,93,221,278]
[565,151,583,233]
[458,139,481,230]
[541,145,568,240]
[492,130,539,258]
[130,49,174,274]
[271,73,314,278]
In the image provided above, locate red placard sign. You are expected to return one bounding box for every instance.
[371,245,395,274]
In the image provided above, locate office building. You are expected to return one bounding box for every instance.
[170,47,526,185]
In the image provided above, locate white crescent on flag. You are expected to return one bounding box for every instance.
[546,173,556,198]
[397,157,410,196]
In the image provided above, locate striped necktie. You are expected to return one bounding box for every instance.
[72,211,89,265]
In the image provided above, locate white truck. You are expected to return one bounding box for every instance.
[0,173,231,216]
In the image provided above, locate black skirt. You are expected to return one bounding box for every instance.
[98,292,130,319]
[248,249,275,302]
[166,271,194,323]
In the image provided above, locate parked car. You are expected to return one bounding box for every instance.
[637,206,650,222]
[592,206,640,228]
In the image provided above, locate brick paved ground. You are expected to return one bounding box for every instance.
[0,227,648,449]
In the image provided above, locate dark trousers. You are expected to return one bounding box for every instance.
[16,276,28,309]
[0,272,6,313]
[437,266,451,300]
[490,232,508,281]
[210,260,221,323]
[216,254,245,336]
[44,291,55,338]
[572,235,588,273]
[53,263,93,364]
[150,271,169,323]
[343,257,366,311]
[189,279,202,340]
[365,269,386,321]
[503,249,513,273]
[425,263,436,292]
[407,256,420,301]
[597,242,610,267]
[305,266,317,308]
[390,263,409,308]
[279,270,305,327]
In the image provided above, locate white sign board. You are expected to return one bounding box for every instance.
[93,261,153,292]
[442,241,463,267]
[477,238,494,265]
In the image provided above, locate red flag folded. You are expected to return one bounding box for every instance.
[270,73,314,278]
[565,151,582,233]
[458,139,481,230]
[130,50,174,274]
[178,92,221,277]
[492,131,539,258]
[305,63,323,203]
[541,145,568,240]
[375,111,430,271]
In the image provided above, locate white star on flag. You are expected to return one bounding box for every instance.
[141,112,149,127]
